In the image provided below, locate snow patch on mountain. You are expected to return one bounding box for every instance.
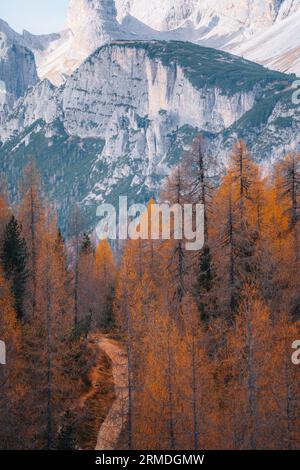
[233,10,300,76]
[115,0,291,43]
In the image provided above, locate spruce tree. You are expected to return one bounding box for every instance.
[1,216,28,320]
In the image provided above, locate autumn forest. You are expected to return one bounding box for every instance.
[0,139,299,450]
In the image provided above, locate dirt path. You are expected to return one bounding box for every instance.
[95,336,128,451]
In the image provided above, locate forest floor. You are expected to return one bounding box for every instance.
[94,336,128,450]
[76,335,115,450]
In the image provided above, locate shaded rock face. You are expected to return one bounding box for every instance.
[0,20,38,122]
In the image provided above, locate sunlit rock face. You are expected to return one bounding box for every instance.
[66,0,121,54]
[34,0,127,86]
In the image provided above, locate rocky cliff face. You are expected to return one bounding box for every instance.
[0,19,38,123]
[0,41,298,233]
[0,41,275,155]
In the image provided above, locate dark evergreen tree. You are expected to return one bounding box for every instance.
[1,216,28,320]
[80,233,92,254]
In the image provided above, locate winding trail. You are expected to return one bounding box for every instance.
[95,336,128,451]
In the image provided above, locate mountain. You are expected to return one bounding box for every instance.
[0,2,299,235]
[31,0,129,85]
[116,0,300,74]
[24,0,300,85]
[116,0,282,38]
[0,41,298,234]
[116,0,300,69]
[0,19,38,122]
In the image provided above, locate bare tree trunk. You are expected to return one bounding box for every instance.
[191,334,199,450]
[74,257,79,327]
[246,305,257,450]
[228,191,235,313]
[30,188,37,318]
[166,331,175,450]
[284,341,293,450]
[125,300,133,450]
[46,268,53,450]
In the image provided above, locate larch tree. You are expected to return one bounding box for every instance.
[69,204,85,328]
[77,232,95,330]
[210,142,261,316]
[161,165,188,324]
[269,313,300,449]
[210,170,238,315]
[115,238,144,450]
[93,240,116,330]
[23,212,81,449]
[180,295,217,450]
[0,269,24,449]
[18,162,45,320]
[135,304,181,450]
[226,284,273,449]
[181,135,215,321]
[272,153,300,317]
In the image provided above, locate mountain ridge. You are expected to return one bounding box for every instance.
[3,0,297,86]
[0,41,298,234]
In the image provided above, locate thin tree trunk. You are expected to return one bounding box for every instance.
[74,259,79,327]
[46,268,53,450]
[246,305,257,450]
[284,340,293,450]
[30,188,37,317]
[191,334,199,450]
[126,301,133,450]
[166,331,175,450]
